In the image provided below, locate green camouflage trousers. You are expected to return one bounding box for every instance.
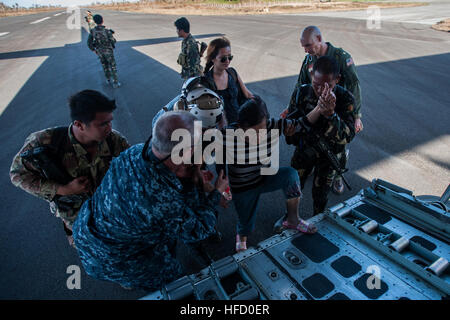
[98,51,118,82]
[181,66,202,80]
[291,145,345,215]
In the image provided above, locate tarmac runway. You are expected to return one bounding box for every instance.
[0,2,449,299]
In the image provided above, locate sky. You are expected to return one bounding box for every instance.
[3,0,139,8]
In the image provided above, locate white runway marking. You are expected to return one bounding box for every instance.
[404,17,449,25]
[30,17,51,24]
[0,32,10,37]
[54,13,63,17]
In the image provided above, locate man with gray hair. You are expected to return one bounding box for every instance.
[73,111,228,290]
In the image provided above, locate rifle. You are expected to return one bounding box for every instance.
[20,147,87,211]
[199,41,207,57]
[286,109,352,191]
[307,132,351,191]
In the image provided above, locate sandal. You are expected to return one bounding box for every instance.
[235,235,247,253]
[282,220,317,234]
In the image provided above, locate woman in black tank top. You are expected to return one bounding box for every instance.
[204,37,254,124]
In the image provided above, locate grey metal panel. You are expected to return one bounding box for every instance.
[140,290,164,300]
[193,277,228,300]
[366,181,450,242]
[326,206,449,297]
[142,180,450,300]
[323,218,440,299]
[252,217,441,299]
[238,252,307,300]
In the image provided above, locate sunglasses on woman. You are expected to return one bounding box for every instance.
[220,55,233,63]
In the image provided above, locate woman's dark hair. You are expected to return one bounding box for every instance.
[69,90,116,124]
[174,17,190,33]
[204,37,231,73]
[238,95,269,129]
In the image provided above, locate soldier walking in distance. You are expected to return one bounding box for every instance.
[84,10,96,32]
[88,14,121,88]
[175,17,204,80]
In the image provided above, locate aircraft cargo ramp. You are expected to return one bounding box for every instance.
[142,179,450,300]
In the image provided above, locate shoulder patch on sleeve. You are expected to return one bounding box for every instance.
[347,104,354,112]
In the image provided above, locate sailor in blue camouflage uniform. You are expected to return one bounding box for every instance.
[73,111,228,290]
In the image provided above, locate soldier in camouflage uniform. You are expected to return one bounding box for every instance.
[10,90,130,246]
[285,56,355,215]
[73,111,228,290]
[175,17,203,80]
[84,10,96,32]
[88,15,120,88]
[282,26,363,195]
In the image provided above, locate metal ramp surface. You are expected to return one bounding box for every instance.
[141,179,450,300]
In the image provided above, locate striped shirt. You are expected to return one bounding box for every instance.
[214,121,281,193]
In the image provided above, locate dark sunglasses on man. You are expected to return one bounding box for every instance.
[220,55,233,63]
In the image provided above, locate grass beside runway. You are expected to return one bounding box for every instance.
[87,0,427,16]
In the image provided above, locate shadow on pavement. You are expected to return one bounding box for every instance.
[0,22,448,298]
